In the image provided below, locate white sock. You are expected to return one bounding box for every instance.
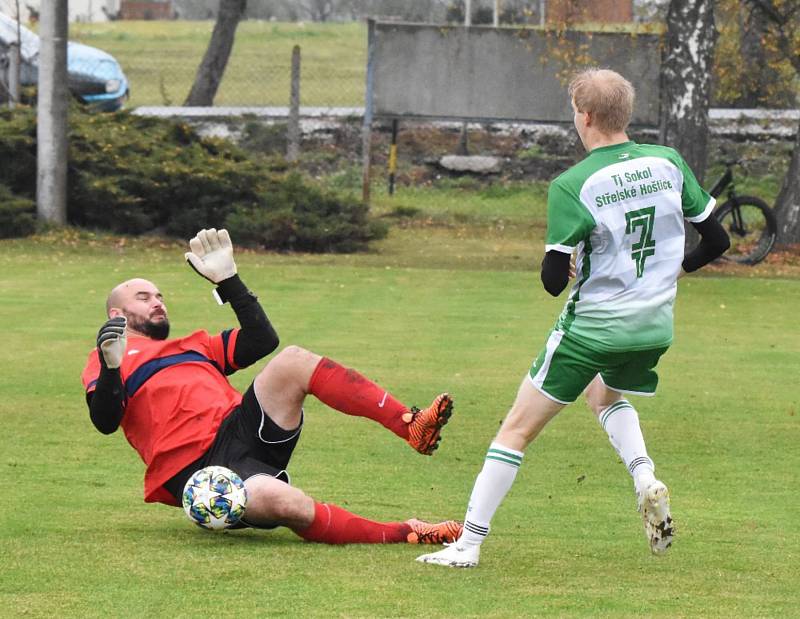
[459,441,524,548]
[598,399,655,493]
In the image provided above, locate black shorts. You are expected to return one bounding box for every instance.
[164,384,303,513]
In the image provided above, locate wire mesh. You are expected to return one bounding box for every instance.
[126,50,365,108]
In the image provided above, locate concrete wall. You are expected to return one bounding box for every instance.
[370,22,661,125]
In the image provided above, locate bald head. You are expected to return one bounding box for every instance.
[568,68,635,135]
[106,278,159,316]
[106,278,170,340]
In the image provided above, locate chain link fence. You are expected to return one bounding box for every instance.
[126,48,366,108]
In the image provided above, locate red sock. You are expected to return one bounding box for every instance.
[308,358,410,438]
[294,502,412,544]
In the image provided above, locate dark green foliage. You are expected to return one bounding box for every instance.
[0,184,36,238]
[0,111,37,197]
[226,172,387,253]
[0,107,385,251]
[238,120,288,156]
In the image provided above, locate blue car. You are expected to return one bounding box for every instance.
[0,12,129,111]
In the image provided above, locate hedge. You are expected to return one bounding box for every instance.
[0,106,386,252]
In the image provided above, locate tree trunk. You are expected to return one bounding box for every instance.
[184,0,247,106]
[773,119,800,245]
[658,0,717,184]
[743,0,800,246]
[738,6,765,106]
[36,0,69,225]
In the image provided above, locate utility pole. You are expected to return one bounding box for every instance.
[8,0,21,108]
[287,45,300,161]
[8,42,20,108]
[37,0,69,225]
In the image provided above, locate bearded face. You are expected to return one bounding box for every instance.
[107,279,171,341]
[124,310,170,340]
[125,312,171,340]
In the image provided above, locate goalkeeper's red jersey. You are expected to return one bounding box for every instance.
[81,329,242,506]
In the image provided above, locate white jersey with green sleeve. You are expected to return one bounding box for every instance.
[545,141,715,352]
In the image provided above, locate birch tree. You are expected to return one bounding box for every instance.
[658,0,717,183]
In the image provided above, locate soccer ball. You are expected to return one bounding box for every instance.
[182,465,247,530]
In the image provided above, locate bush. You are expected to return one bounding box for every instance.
[0,107,386,251]
[0,184,36,238]
[226,173,387,253]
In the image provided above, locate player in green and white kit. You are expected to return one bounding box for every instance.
[418,69,730,568]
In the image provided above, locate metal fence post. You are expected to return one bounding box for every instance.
[388,119,398,195]
[361,19,375,205]
[8,42,20,108]
[287,45,300,162]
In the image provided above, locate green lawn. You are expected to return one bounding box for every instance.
[69,21,367,107]
[1,229,798,617]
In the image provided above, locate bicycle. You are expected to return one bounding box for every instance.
[707,158,777,265]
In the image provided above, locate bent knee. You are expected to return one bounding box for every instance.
[244,476,314,528]
[277,344,309,358]
[255,345,321,392]
[272,345,321,369]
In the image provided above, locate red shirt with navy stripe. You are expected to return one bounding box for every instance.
[81,329,241,506]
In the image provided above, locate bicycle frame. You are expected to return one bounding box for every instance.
[708,165,733,200]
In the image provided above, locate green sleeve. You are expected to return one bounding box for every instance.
[675,154,714,220]
[545,178,596,250]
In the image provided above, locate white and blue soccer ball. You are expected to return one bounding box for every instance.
[182,465,247,530]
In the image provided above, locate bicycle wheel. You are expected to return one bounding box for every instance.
[714,196,777,265]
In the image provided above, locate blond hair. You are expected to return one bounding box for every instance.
[568,69,635,134]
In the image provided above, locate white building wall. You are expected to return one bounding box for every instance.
[0,0,121,24]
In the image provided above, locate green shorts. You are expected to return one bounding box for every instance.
[528,329,669,404]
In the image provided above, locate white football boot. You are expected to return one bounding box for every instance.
[638,480,674,554]
[416,541,480,568]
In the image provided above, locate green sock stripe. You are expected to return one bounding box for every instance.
[600,400,632,429]
[486,447,522,463]
[485,454,522,467]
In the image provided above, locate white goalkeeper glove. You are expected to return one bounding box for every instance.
[97,316,127,369]
[185,228,238,284]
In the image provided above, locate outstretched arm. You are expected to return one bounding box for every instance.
[218,275,280,368]
[186,228,279,368]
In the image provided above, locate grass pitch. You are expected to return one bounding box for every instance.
[6,17,796,618]
[1,227,798,618]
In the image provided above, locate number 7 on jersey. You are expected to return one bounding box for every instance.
[625,206,656,277]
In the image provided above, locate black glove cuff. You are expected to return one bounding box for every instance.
[214,274,255,304]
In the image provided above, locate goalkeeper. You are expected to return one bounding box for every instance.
[81,228,461,545]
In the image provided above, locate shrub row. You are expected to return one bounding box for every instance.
[0,107,386,252]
